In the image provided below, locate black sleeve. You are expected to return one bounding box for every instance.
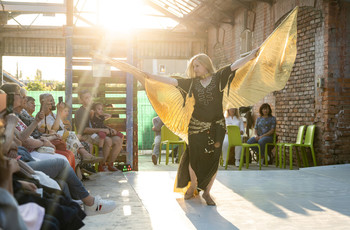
[216,65,236,91]
[176,78,193,94]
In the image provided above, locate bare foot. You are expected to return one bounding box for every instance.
[202,192,216,206]
[184,187,195,200]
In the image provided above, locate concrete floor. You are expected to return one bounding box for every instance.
[81,155,350,230]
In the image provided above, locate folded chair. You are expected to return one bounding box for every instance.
[225,125,262,170]
[159,126,186,165]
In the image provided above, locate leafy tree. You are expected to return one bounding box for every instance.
[52,81,65,91]
[26,80,51,91]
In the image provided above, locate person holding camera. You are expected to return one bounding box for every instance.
[0,83,70,164]
[38,93,103,167]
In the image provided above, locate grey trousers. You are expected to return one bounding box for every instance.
[27,158,89,200]
[152,135,161,157]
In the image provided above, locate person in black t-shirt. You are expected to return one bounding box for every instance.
[90,102,124,157]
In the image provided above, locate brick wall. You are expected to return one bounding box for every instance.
[317,1,350,164]
[207,0,350,166]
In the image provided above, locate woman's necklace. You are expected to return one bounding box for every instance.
[199,73,212,88]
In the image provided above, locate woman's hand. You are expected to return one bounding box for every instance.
[7,149,18,159]
[42,139,56,149]
[104,113,112,120]
[42,134,61,141]
[111,129,117,136]
[41,100,51,115]
[255,136,261,141]
[5,113,18,125]
[57,103,65,116]
[251,47,260,58]
[35,111,45,123]
[102,128,110,135]
[18,180,37,192]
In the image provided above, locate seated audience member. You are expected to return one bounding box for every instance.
[90,102,124,157]
[75,90,123,172]
[247,103,276,163]
[19,93,42,140]
[222,108,244,167]
[24,96,36,116]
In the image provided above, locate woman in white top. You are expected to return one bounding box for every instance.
[38,93,102,164]
[222,108,244,167]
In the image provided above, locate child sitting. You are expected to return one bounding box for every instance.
[90,103,124,156]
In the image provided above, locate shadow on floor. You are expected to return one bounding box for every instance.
[215,166,350,219]
[177,197,239,230]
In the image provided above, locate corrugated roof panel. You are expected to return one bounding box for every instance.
[150,0,200,18]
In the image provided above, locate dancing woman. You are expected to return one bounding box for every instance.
[118,51,259,206]
[143,51,259,205]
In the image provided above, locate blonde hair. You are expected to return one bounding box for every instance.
[225,108,240,118]
[39,93,51,103]
[186,53,216,78]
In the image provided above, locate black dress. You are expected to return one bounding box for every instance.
[176,65,236,190]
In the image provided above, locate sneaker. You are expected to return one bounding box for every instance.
[235,160,240,167]
[152,154,157,165]
[84,195,117,216]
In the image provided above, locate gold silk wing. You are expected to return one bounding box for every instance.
[223,7,298,110]
[145,79,194,143]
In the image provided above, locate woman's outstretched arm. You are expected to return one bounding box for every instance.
[144,73,178,86]
[231,47,260,71]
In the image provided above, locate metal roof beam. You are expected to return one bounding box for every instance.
[0,1,66,13]
[144,0,182,22]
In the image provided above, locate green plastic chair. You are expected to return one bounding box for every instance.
[282,125,316,170]
[159,126,186,165]
[264,132,277,167]
[299,125,317,168]
[225,125,262,170]
[276,125,306,169]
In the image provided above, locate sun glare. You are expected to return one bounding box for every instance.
[98,0,164,32]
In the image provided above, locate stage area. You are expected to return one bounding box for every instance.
[82,155,350,230]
